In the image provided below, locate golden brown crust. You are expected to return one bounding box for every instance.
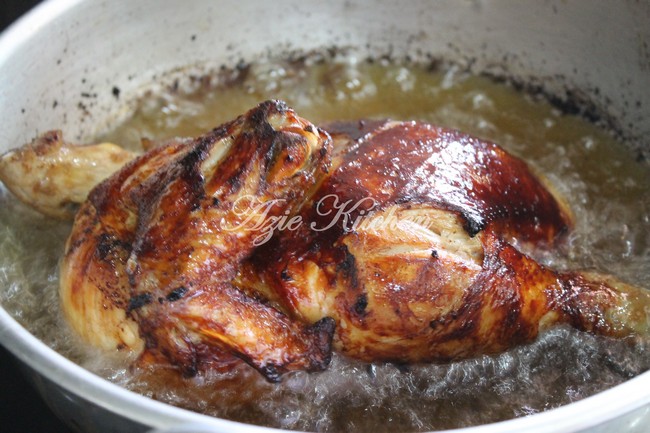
[321,120,573,242]
[61,142,189,354]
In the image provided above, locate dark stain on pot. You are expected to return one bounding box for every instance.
[77,101,90,116]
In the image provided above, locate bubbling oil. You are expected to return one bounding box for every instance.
[1,53,650,432]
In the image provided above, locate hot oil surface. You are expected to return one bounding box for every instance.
[1,56,649,432]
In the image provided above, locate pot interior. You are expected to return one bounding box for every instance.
[0,1,649,433]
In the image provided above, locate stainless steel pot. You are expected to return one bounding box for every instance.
[0,1,649,432]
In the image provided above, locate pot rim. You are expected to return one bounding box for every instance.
[0,1,649,432]
[3,303,650,433]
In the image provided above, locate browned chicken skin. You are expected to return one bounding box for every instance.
[60,101,334,380]
[1,101,648,381]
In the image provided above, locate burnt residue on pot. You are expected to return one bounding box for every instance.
[87,41,648,164]
[481,71,647,163]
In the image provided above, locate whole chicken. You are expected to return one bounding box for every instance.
[1,101,648,381]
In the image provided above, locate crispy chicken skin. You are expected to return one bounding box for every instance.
[244,120,650,362]
[60,100,334,381]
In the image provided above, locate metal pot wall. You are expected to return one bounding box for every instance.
[0,1,649,432]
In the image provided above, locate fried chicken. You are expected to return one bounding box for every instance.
[1,101,647,381]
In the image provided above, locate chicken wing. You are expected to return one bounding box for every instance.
[60,100,334,380]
